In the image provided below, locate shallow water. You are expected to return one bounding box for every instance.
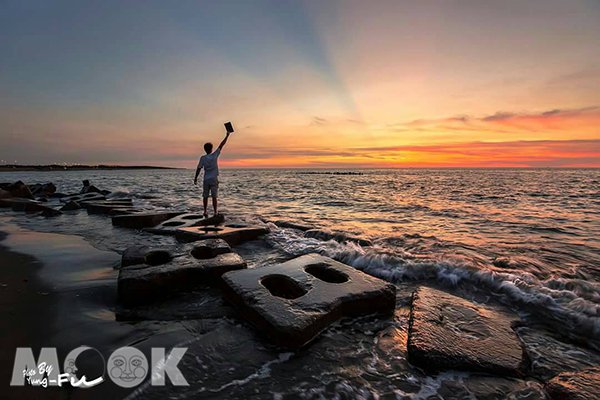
[1,168,599,398]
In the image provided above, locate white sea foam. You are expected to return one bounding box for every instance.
[266,224,600,341]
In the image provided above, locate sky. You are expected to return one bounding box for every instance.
[1,0,599,168]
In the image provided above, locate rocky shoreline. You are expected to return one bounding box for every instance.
[0,164,179,172]
[1,178,599,399]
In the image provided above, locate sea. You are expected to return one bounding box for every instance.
[1,168,599,399]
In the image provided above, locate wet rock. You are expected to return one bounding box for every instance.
[190,238,231,259]
[40,208,62,217]
[60,200,81,211]
[273,220,314,231]
[221,253,396,348]
[121,245,151,268]
[436,375,546,400]
[517,327,600,380]
[118,251,246,306]
[116,287,235,321]
[144,213,225,235]
[305,229,373,246]
[545,367,600,400]
[111,211,185,229]
[80,179,105,194]
[59,192,106,204]
[407,286,524,376]
[175,223,269,245]
[29,182,56,197]
[144,249,174,266]
[0,198,61,215]
[0,181,33,199]
[0,189,11,199]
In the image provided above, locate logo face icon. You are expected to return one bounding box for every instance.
[107,347,148,388]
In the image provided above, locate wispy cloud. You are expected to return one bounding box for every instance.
[387,106,600,135]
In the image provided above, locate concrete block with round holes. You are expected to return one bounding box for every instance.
[221,253,396,348]
[143,213,225,235]
[118,239,243,306]
[175,224,269,246]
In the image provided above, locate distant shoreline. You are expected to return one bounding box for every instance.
[0,164,181,172]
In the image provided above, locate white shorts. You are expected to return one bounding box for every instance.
[202,178,219,198]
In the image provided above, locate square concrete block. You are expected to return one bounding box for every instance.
[143,213,225,235]
[112,211,185,229]
[175,224,269,245]
[59,192,106,203]
[407,287,525,376]
[118,243,245,306]
[82,200,136,215]
[221,253,396,348]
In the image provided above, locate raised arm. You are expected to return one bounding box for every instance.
[218,132,231,151]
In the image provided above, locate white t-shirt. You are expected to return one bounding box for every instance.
[198,148,221,182]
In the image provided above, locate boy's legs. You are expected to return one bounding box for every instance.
[211,180,219,215]
[202,180,210,217]
[202,197,208,217]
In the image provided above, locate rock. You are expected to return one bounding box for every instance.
[144,249,174,266]
[111,211,185,229]
[29,182,56,197]
[175,224,269,245]
[435,375,546,400]
[1,181,33,199]
[221,253,396,348]
[118,247,246,306]
[116,288,235,321]
[545,367,600,400]
[40,208,62,217]
[304,229,373,246]
[273,220,314,231]
[60,201,81,211]
[0,198,61,216]
[80,179,105,194]
[517,327,600,380]
[0,189,12,199]
[190,238,231,259]
[144,213,225,235]
[121,245,151,268]
[407,286,525,376]
[59,192,106,203]
[81,200,136,215]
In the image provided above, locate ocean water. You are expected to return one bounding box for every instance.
[1,168,599,398]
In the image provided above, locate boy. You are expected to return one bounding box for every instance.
[194,131,231,217]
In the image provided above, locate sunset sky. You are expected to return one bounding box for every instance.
[1,0,599,168]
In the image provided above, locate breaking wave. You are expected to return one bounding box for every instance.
[266,223,600,344]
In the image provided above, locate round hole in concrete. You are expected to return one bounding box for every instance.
[144,250,172,266]
[182,214,204,220]
[261,274,307,299]
[197,227,223,232]
[163,221,185,227]
[305,263,349,283]
[190,246,215,259]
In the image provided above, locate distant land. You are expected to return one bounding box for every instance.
[0,164,180,172]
